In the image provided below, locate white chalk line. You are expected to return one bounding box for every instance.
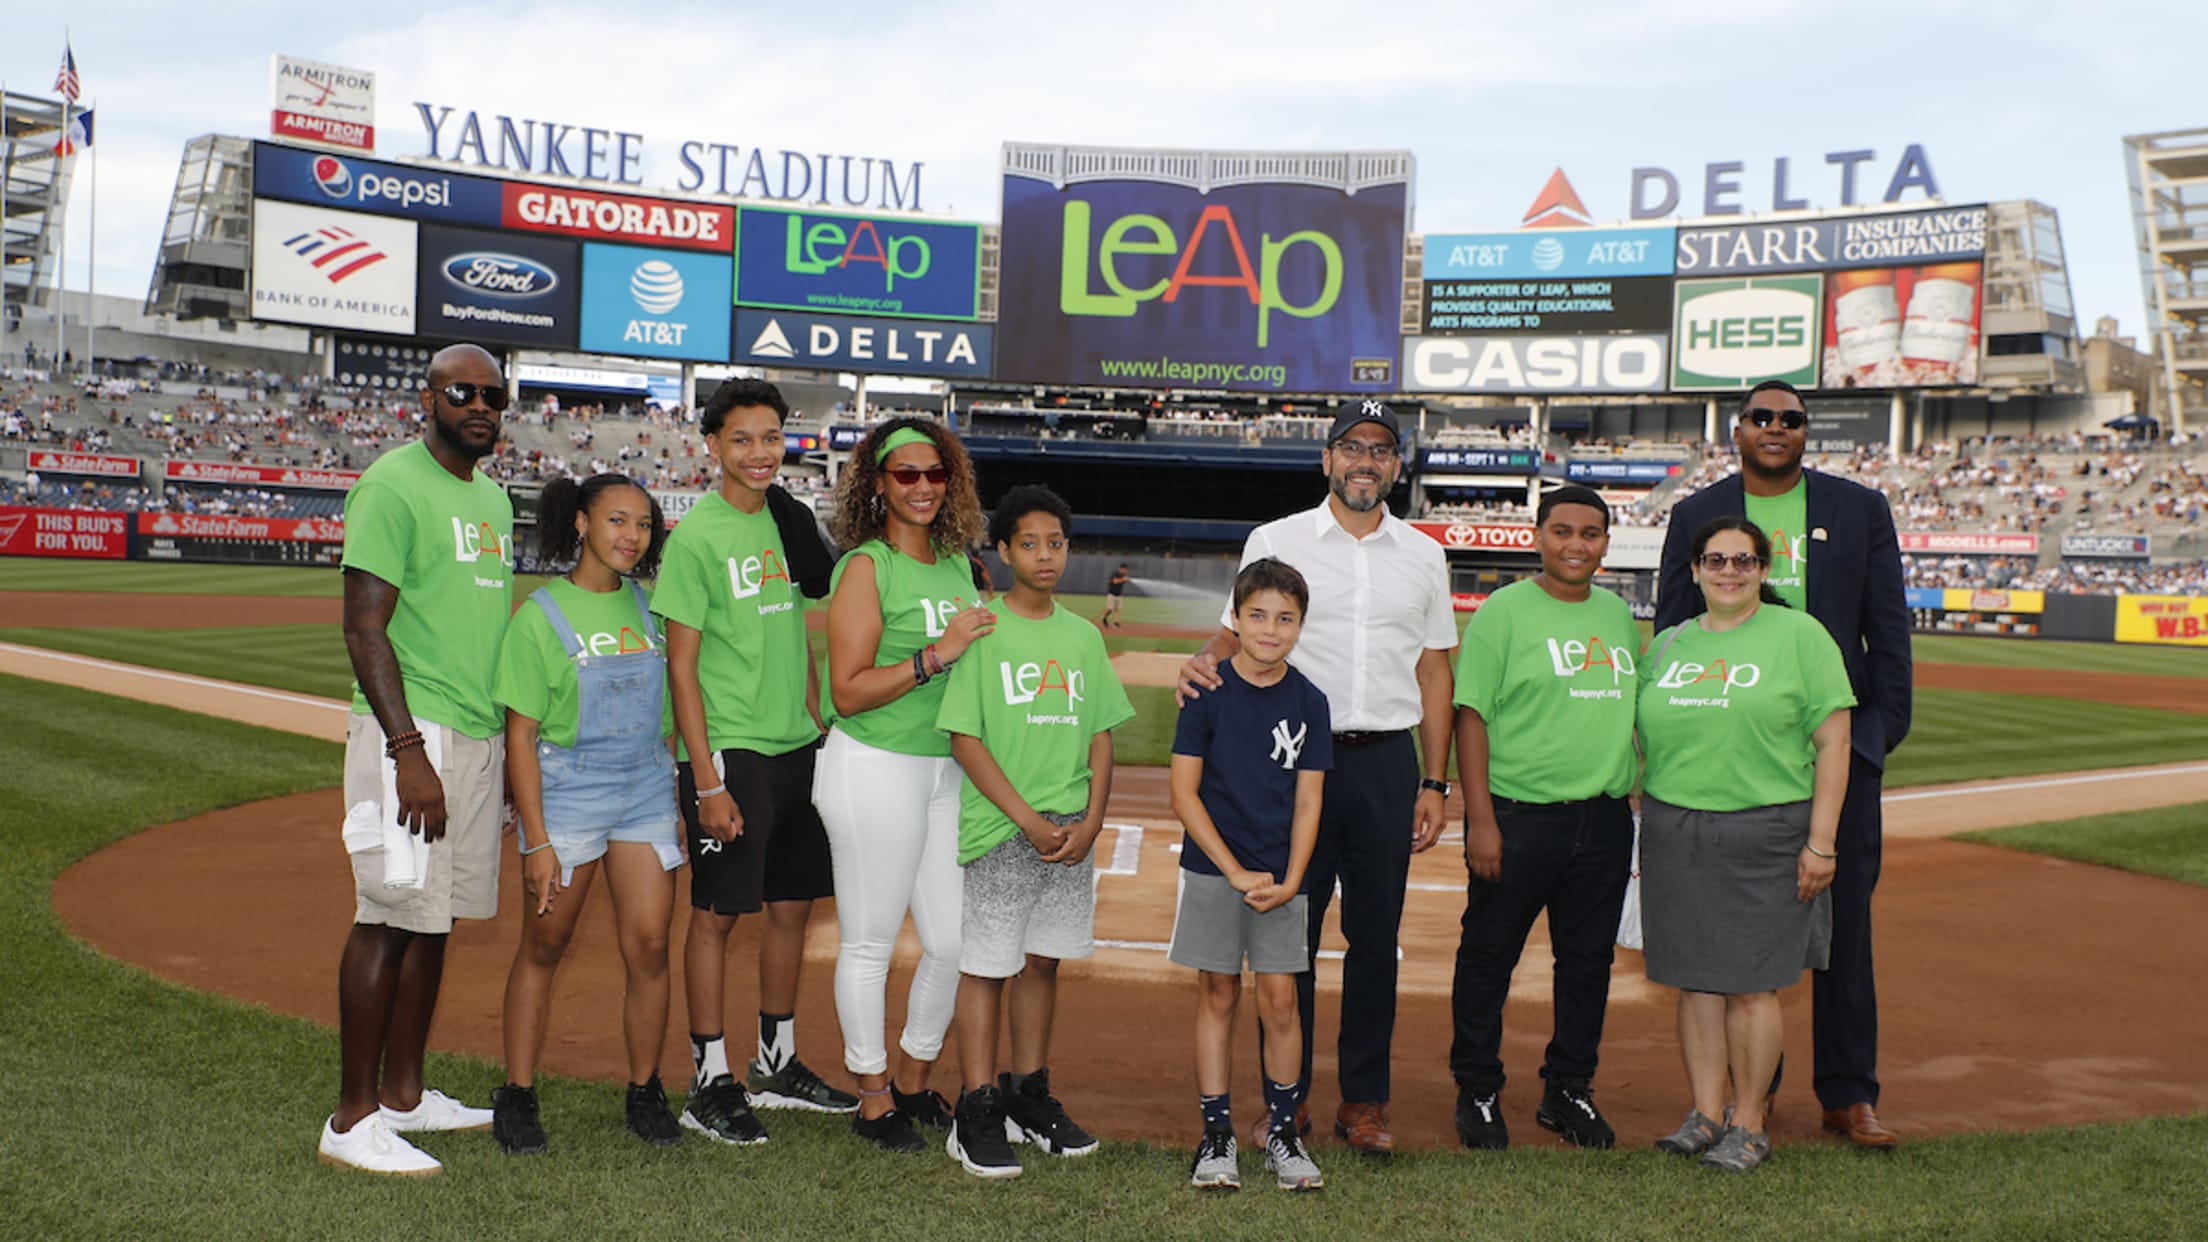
[0,642,348,711]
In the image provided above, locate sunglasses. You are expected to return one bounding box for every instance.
[437,382,510,412]
[1697,552,1766,572]
[885,465,950,486]
[1743,408,1807,430]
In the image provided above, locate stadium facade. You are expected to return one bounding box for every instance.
[2126,127,2208,435]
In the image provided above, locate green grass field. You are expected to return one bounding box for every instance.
[1,671,2202,1240]
[1963,803,2208,888]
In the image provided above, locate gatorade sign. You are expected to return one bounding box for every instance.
[1671,275,1823,391]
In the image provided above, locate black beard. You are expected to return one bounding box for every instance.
[431,413,497,461]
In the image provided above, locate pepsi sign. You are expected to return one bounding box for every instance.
[416,223,579,348]
[253,140,503,226]
[579,243,732,362]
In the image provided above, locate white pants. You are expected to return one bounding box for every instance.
[813,727,965,1076]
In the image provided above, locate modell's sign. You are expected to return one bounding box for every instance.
[137,513,346,543]
[1410,522,1537,551]
[1897,532,2039,555]
[28,451,141,478]
[503,184,732,252]
[270,55,376,153]
[164,461,364,490]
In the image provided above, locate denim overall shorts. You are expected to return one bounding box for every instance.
[530,581,681,868]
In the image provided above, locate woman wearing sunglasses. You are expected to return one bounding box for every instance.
[1635,515,1854,1173]
[813,417,996,1152]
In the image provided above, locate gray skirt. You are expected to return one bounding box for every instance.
[1640,796,1831,994]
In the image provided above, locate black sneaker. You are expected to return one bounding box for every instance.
[747,1056,860,1113]
[893,1084,954,1131]
[492,1083,548,1156]
[1455,1085,1509,1150]
[625,1074,683,1147]
[851,1106,927,1154]
[679,1074,770,1146]
[1001,1068,1098,1156]
[1537,1078,1616,1149]
[947,1085,1023,1179]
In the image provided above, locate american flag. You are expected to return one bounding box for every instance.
[55,43,81,104]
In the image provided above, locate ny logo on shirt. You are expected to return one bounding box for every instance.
[1269,719,1308,770]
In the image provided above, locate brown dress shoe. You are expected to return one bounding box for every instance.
[1334,1101,1394,1156]
[1249,1102,1310,1151]
[1821,1103,1901,1150]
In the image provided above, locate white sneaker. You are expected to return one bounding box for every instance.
[380,1088,494,1132]
[318,1114,441,1176]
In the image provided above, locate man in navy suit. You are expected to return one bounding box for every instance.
[1654,379,1912,1150]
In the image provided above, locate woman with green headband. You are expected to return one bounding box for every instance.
[814,416,995,1153]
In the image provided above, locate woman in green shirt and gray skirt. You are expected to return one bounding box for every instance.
[1636,516,1856,1173]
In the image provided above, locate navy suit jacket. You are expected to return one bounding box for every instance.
[1653,470,1913,769]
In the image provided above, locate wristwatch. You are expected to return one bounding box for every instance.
[1420,778,1451,797]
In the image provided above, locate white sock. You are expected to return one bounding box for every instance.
[757,1012,794,1073]
[692,1034,731,1086]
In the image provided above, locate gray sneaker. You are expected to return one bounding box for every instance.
[1189,1126,1239,1191]
[1655,1109,1724,1157]
[1699,1125,1771,1172]
[1265,1125,1323,1191]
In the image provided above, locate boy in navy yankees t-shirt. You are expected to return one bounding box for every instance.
[1167,557,1332,1192]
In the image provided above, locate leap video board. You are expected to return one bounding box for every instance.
[733,205,981,320]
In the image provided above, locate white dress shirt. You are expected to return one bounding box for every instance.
[1225,501,1457,732]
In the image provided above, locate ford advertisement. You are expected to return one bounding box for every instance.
[415,223,580,348]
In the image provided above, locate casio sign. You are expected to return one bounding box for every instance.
[444,252,558,297]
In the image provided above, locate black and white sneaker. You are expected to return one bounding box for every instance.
[1265,1125,1324,1191]
[625,1074,683,1147]
[1189,1125,1240,1190]
[679,1074,770,1146]
[948,1085,1023,1179]
[746,1056,860,1113]
[852,1106,927,1154]
[1001,1068,1098,1156]
[1455,1085,1509,1150]
[893,1085,954,1131]
[1537,1078,1616,1149]
[491,1083,548,1156]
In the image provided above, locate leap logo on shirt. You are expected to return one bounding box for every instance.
[1654,657,1761,706]
[1546,635,1636,696]
[582,626,656,656]
[726,548,794,612]
[999,657,1085,725]
[919,597,960,638]
[449,516,514,584]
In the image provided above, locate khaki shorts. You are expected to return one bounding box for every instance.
[344,714,505,934]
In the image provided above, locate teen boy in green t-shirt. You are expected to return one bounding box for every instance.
[936,485,1134,1179]
[1448,485,1640,1153]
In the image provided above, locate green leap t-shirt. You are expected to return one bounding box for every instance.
[1452,579,1639,803]
[1743,479,1809,612]
[1637,606,1856,812]
[341,440,514,739]
[936,601,1135,864]
[495,579,672,749]
[650,491,814,758]
[829,540,981,757]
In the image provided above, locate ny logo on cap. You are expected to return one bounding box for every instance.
[1360,400,1388,417]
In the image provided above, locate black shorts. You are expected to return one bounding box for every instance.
[679,743,834,914]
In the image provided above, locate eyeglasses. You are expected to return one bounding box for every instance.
[1743,408,1807,430]
[1696,552,1766,572]
[437,382,510,412]
[1329,440,1398,462]
[884,465,950,486]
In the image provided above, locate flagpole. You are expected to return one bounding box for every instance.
[55,89,69,376]
[85,97,95,377]
[2,80,12,368]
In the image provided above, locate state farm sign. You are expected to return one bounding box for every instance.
[28,451,141,478]
[164,461,364,490]
[137,513,345,543]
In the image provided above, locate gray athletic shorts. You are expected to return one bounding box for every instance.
[958,812,1095,978]
[1167,869,1310,975]
[344,714,505,934]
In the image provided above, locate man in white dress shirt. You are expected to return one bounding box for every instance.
[1177,399,1458,1156]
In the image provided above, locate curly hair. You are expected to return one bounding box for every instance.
[828,417,985,552]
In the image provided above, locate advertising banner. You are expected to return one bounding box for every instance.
[1897,532,2039,555]
[733,206,981,321]
[1423,226,1675,281]
[1422,275,1672,335]
[1670,275,1823,391]
[0,506,129,559]
[996,157,1409,393]
[1603,526,1667,571]
[827,424,869,451]
[269,56,375,152]
[136,513,346,542]
[2116,595,2208,646]
[254,141,504,226]
[1410,521,1537,552]
[164,461,363,490]
[333,337,440,392]
[2061,533,2152,559]
[580,243,733,362]
[1421,447,1540,473]
[250,199,419,335]
[27,451,140,478]
[416,223,580,348]
[1821,262,1981,388]
[1800,397,1891,453]
[1674,204,1988,276]
[1936,588,2046,613]
[1405,334,1669,394]
[502,183,733,252]
[1565,458,1688,484]
[733,309,993,379]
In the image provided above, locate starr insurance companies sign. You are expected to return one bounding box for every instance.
[270,55,376,153]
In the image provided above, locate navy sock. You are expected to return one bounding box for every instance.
[1265,1079,1300,1134]
[1199,1092,1231,1131]
[1005,1069,1032,1095]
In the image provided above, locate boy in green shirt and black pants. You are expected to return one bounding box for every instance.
[1448,485,1640,1152]
[937,486,1135,1179]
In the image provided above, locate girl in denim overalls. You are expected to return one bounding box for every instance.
[489,473,682,1154]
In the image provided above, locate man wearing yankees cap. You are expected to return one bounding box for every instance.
[1177,399,1457,1157]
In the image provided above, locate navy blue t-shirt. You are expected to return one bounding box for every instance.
[1172,660,1334,877]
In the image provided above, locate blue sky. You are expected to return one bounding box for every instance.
[13,0,2206,341]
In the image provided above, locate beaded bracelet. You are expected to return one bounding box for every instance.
[912,649,932,686]
[924,643,949,676]
[383,730,425,759]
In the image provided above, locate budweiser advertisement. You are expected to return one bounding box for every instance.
[0,507,129,559]
[164,461,364,490]
[1897,532,2039,555]
[28,451,142,478]
[137,513,345,543]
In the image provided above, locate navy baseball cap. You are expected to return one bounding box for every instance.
[1328,398,1401,445]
